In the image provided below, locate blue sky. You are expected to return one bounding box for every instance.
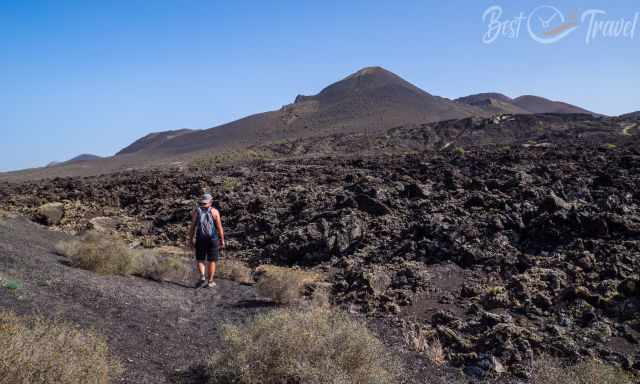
[1,0,638,171]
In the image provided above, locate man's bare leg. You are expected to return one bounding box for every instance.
[194,261,207,288]
[207,261,216,282]
[197,261,206,279]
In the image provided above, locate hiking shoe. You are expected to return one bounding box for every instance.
[207,280,217,288]
[195,278,206,288]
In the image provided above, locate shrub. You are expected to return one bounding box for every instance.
[216,260,254,285]
[0,311,122,384]
[208,307,399,384]
[255,265,323,305]
[56,232,188,280]
[221,177,240,192]
[55,232,138,275]
[33,202,65,226]
[135,251,189,282]
[605,143,617,150]
[531,356,634,384]
[404,327,445,366]
[2,279,23,291]
[453,146,465,156]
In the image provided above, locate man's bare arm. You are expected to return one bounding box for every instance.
[214,210,225,248]
[187,210,197,247]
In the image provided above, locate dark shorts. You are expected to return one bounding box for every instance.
[195,237,220,262]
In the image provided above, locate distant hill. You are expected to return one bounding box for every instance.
[512,95,596,115]
[117,129,196,155]
[120,66,487,155]
[456,93,531,115]
[47,154,102,167]
[456,93,597,116]
[620,111,640,119]
[65,154,102,163]
[1,67,619,181]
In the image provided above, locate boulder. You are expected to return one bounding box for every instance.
[365,271,391,296]
[354,194,390,216]
[89,216,122,233]
[33,202,64,226]
[540,192,573,212]
[401,182,431,199]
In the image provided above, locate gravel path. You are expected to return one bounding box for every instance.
[0,215,269,383]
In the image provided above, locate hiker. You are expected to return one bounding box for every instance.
[187,193,225,288]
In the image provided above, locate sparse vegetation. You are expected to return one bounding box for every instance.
[141,236,154,248]
[404,326,445,366]
[486,285,506,296]
[308,283,332,308]
[0,311,122,384]
[208,307,399,384]
[136,251,189,281]
[55,232,188,280]
[221,176,240,192]
[216,260,254,285]
[530,356,634,384]
[34,202,65,225]
[56,232,139,275]
[255,265,324,305]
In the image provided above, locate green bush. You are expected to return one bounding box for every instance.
[2,279,22,291]
[453,146,465,156]
[208,307,399,384]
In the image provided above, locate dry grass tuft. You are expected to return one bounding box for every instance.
[221,177,240,192]
[308,283,332,308]
[135,251,189,281]
[216,260,254,285]
[56,232,188,280]
[531,356,634,384]
[208,307,399,384]
[404,327,446,366]
[0,311,122,384]
[56,232,138,275]
[255,265,324,305]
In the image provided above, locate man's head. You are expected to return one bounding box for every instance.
[199,193,213,207]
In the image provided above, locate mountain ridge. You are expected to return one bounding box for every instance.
[120,66,487,156]
[456,93,597,116]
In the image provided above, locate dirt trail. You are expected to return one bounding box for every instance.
[0,216,270,383]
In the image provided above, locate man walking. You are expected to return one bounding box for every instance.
[188,193,225,288]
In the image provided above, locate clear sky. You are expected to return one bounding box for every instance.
[1,0,638,171]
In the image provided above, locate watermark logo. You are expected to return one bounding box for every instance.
[482,5,639,44]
